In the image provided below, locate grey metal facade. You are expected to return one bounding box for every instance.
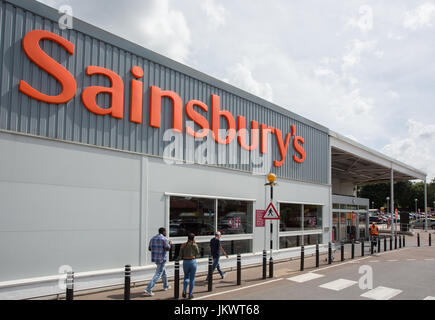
[0,0,329,184]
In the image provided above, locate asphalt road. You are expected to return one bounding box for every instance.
[194,245,435,300]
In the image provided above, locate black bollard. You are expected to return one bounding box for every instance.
[390,237,392,251]
[403,235,406,247]
[124,265,131,300]
[399,235,402,248]
[316,243,319,267]
[328,242,332,264]
[66,271,74,300]
[237,254,241,286]
[351,240,355,259]
[269,256,274,278]
[378,238,381,253]
[384,237,387,252]
[300,245,305,271]
[370,239,374,255]
[262,250,267,280]
[361,240,365,257]
[341,242,344,261]
[174,260,180,299]
[208,256,213,292]
[430,233,432,247]
[418,233,420,247]
[395,236,397,249]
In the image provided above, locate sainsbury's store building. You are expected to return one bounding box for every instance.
[0,0,427,299]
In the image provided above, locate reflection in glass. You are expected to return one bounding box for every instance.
[304,205,322,230]
[280,203,302,231]
[217,200,253,235]
[169,196,215,237]
[279,235,301,249]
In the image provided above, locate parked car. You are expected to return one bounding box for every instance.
[410,218,435,230]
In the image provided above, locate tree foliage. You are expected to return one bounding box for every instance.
[359,179,435,211]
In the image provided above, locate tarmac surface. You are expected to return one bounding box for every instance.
[74,229,435,300]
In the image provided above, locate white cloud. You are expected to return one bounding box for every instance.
[404,2,435,30]
[198,0,227,29]
[225,59,274,102]
[383,119,435,179]
[342,39,377,70]
[138,0,191,63]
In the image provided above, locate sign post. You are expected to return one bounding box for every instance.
[263,173,280,278]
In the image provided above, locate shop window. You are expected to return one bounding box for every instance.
[359,205,367,211]
[304,205,322,230]
[217,200,253,235]
[332,203,340,209]
[279,203,302,231]
[304,234,322,245]
[220,239,252,255]
[279,235,302,249]
[169,196,216,237]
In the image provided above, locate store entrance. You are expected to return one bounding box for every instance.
[332,212,357,243]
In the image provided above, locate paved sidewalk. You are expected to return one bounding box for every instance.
[73,231,434,300]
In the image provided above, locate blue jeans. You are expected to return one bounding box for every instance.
[146,261,169,292]
[211,256,223,277]
[183,259,197,296]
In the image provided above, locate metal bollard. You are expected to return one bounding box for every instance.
[351,240,355,259]
[378,238,381,253]
[361,241,365,257]
[66,271,74,300]
[328,242,332,264]
[399,235,402,248]
[403,235,406,247]
[390,237,392,251]
[300,245,305,271]
[262,250,267,280]
[341,242,344,261]
[269,256,274,278]
[124,265,131,300]
[429,233,432,247]
[384,237,387,252]
[418,233,420,247]
[208,256,213,292]
[237,254,241,286]
[316,243,319,267]
[395,236,397,249]
[370,240,374,255]
[174,260,180,300]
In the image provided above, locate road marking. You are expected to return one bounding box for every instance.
[287,272,324,283]
[193,278,283,300]
[361,286,402,300]
[424,258,434,261]
[368,260,379,263]
[386,260,398,262]
[319,279,357,291]
[407,259,416,261]
[424,296,435,300]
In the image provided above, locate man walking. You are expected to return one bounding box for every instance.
[208,231,229,280]
[144,227,172,296]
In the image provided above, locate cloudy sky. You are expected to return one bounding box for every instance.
[38,0,435,180]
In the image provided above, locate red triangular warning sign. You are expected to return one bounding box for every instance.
[263,202,280,220]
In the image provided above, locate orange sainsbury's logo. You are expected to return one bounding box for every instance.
[18,30,306,167]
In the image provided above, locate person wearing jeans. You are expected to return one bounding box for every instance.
[179,233,200,299]
[208,231,229,280]
[144,227,172,296]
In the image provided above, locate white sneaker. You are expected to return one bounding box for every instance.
[164,285,171,291]
[144,289,154,296]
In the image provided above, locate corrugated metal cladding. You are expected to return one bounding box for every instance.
[0,0,329,184]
